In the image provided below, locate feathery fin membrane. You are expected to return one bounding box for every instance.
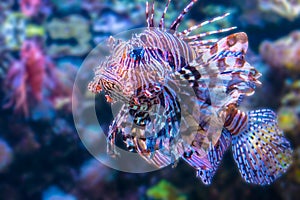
[196,129,231,185]
[232,109,293,185]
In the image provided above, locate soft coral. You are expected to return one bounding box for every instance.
[3,40,48,117]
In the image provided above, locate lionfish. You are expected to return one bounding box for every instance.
[88,0,293,185]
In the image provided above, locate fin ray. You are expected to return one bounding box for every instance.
[232,109,293,185]
[195,33,261,108]
[196,129,231,184]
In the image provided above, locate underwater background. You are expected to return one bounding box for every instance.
[0,0,300,199]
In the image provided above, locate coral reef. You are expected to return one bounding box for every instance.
[260,30,300,72]
[146,180,187,200]
[0,12,46,51]
[234,0,300,26]
[259,0,300,21]
[1,12,27,50]
[19,0,41,17]
[278,80,300,133]
[287,147,300,184]
[46,15,91,57]
[3,40,47,116]
[2,39,73,117]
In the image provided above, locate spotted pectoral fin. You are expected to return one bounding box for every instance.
[196,33,261,108]
[172,33,260,112]
[196,129,231,185]
[220,57,261,96]
[232,109,293,185]
[199,32,249,64]
[202,57,260,108]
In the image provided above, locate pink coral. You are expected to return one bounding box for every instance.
[259,0,300,21]
[20,0,41,17]
[3,39,75,117]
[3,61,28,115]
[260,31,300,71]
[4,40,49,116]
[21,40,45,101]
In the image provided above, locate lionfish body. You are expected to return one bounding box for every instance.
[88,0,293,185]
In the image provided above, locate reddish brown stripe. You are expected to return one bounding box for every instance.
[210,43,218,54]
[217,58,227,71]
[224,105,237,127]
[226,34,237,47]
[227,111,242,134]
[233,113,248,135]
[235,57,245,68]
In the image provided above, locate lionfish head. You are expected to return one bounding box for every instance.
[88,36,150,103]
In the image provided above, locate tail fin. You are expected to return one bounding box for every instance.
[232,109,293,185]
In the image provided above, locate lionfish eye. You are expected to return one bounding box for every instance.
[129,47,145,61]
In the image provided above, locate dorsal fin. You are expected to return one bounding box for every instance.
[170,0,198,31]
[159,0,171,30]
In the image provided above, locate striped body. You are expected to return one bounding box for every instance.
[88,0,293,185]
[224,104,248,135]
[89,28,197,99]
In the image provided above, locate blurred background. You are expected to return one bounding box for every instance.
[0,0,300,199]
